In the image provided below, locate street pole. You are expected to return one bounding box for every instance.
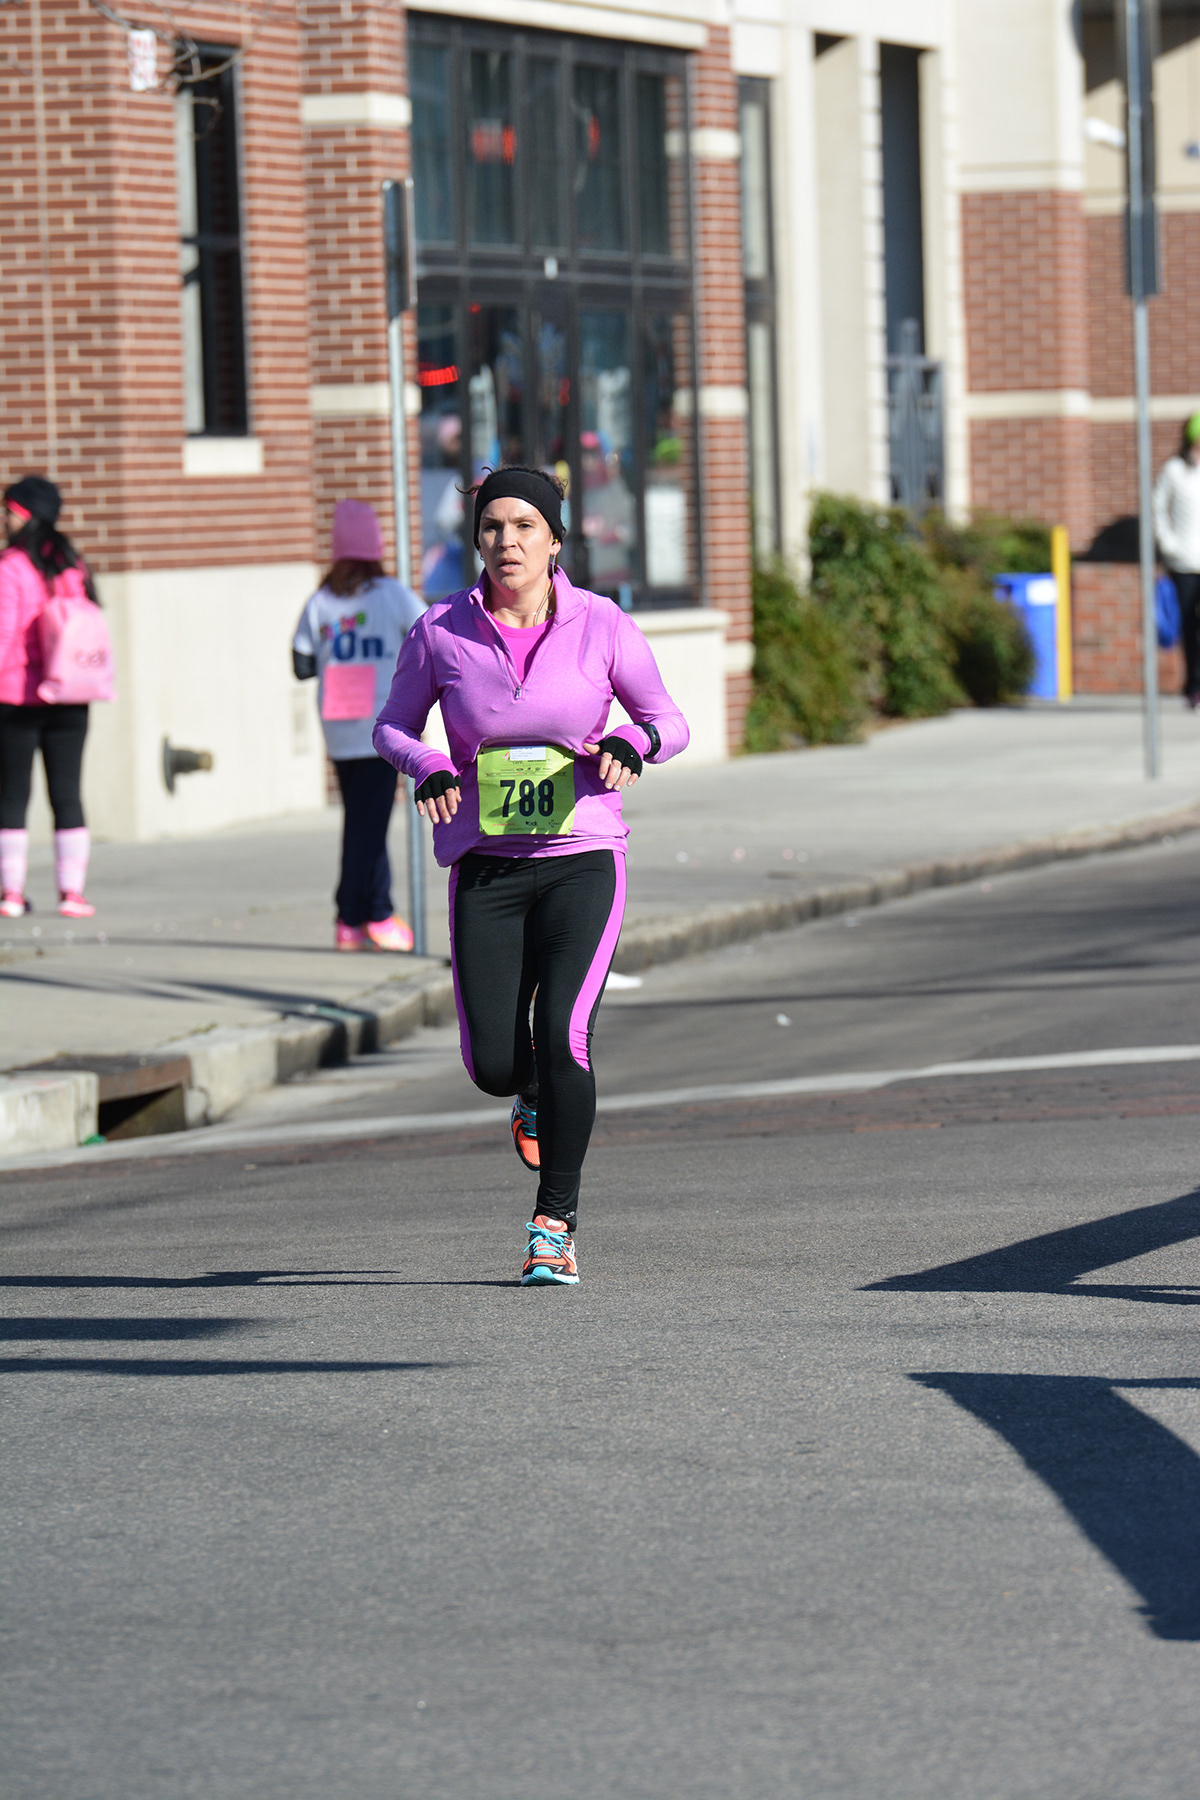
[1120,0,1161,779]
[382,177,427,953]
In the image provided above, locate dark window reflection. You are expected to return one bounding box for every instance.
[574,65,625,252]
[418,303,465,598]
[580,309,636,589]
[469,305,524,479]
[643,312,692,589]
[412,43,455,245]
[468,50,516,245]
[636,73,669,255]
[528,57,563,248]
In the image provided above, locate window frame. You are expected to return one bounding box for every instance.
[176,48,249,438]
[739,75,781,562]
[410,16,699,610]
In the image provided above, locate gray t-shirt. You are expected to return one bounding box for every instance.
[293,577,425,760]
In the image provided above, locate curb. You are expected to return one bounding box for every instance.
[7,799,1197,1156]
[612,802,1200,972]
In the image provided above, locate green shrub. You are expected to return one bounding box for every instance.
[808,494,965,717]
[921,510,1039,705]
[746,561,868,750]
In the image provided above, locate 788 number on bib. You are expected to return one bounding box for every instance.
[477,745,576,837]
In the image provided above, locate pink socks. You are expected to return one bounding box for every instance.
[55,826,90,898]
[0,828,29,898]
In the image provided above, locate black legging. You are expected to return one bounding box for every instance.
[0,703,89,830]
[449,848,627,1230]
[334,756,398,926]
[1176,571,1200,697]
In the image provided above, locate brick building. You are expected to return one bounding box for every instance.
[2,0,749,838]
[3,0,1197,841]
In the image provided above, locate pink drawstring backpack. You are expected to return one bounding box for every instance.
[36,566,116,704]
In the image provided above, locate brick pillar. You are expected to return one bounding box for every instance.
[691,26,752,751]
[961,191,1093,545]
[300,0,420,584]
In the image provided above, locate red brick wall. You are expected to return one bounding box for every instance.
[1088,210,1200,399]
[690,25,751,750]
[967,418,1094,546]
[1071,561,1182,695]
[301,0,421,585]
[961,191,1089,393]
[0,0,315,574]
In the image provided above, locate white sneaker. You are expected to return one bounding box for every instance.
[1,891,28,919]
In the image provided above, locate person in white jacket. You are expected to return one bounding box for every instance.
[293,500,425,950]
[1153,411,1200,708]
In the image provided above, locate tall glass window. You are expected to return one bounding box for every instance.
[410,19,696,607]
[174,52,246,436]
[468,50,516,246]
[574,64,625,251]
[739,77,779,560]
[412,43,455,246]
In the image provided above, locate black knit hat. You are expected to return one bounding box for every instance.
[472,467,564,549]
[4,474,62,525]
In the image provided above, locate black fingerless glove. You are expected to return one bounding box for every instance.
[597,734,643,777]
[414,769,460,804]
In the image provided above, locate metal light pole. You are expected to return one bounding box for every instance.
[382,177,427,953]
[1119,0,1161,779]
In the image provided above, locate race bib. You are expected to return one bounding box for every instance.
[477,745,576,837]
[321,663,376,721]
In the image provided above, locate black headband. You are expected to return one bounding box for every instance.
[472,469,564,548]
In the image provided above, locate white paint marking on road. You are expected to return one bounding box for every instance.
[2,1043,1199,1174]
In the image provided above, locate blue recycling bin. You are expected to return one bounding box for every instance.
[994,573,1058,699]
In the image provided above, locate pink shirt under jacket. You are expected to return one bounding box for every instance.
[0,546,50,705]
[372,571,690,867]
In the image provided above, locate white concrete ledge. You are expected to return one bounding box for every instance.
[301,91,411,129]
[183,437,264,477]
[310,382,393,418]
[697,385,749,419]
[632,606,729,638]
[724,638,754,676]
[666,126,741,160]
[966,389,1199,424]
[0,1072,97,1154]
[406,0,706,50]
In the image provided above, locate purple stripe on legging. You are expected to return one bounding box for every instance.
[447,861,475,1082]
[567,850,626,1072]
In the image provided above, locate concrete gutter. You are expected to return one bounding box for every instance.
[6,799,1197,1157]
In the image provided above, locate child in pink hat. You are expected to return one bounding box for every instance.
[292,500,425,952]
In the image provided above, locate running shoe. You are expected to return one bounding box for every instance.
[58,892,95,919]
[335,921,368,951]
[521,1216,579,1286]
[366,914,414,953]
[510,1095,540,1171]
[1,891,28,919]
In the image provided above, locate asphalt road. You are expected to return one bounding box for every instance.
[3,838,1199,1798]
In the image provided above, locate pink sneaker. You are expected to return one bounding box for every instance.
[335,920,368,951]
[58,892,95,919]
[365,914,414,953]
[1,891,28,920]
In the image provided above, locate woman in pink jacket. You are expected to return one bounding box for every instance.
[0,476,98,920]
[373,467,689,1286]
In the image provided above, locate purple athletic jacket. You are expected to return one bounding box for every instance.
[372,570,690,867]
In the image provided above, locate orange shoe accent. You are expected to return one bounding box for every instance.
[510,1097,540,1171]
[521,1215,579,1286]
[366,914,414,953]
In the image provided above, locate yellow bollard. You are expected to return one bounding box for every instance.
[1051,524,1073,702]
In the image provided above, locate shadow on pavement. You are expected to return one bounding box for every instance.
[0,1316,255,1340]
[865,1185,1200,1302]
[915,1373,1200,1641]
[0,1271,518,1289]
[0,1357,450,1376]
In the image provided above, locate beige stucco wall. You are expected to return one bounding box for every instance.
[27,561,325,843]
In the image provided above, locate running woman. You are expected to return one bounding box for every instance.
[373,467,688,1285]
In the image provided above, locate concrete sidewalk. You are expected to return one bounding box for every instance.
[2,702,1198,1146]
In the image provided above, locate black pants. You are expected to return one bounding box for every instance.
[0,703,89,830]
[1176,571,1200,697]
[334,756,397,926]
[449,848,626,1230]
